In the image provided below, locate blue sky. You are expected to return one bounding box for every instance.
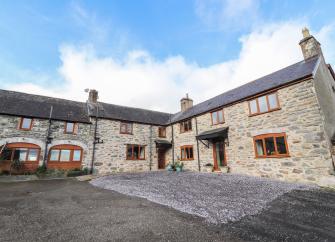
[1,0,335,111]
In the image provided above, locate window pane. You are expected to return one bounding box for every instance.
[181,148,185,159]
[188,120,192,131]
[127,145,133,159]
[66,122,74,133]
[139,146,145,159]
[186,148,190,159]
[73,150,81,161]
[212,112,218,124]
[255,139,264,156]
[127,123,132,133]
[60,150,71,161]
[50,150,60,161]
[28,149,38,161]
[189,147,193,159]
[276,136,287,154]
[218,111,224,123]
[121,124,126,133]
[249,100,258,114]
[0,148,12,161]
[265,137,276,156]
[268,93,278,110]
[258,96,268,113]
[133,145,139,159]
[13,148,28,161]
[21,118,32,129]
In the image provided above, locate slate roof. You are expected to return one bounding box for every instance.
[0,90,90,123]
[170,56,320,123]
[0,56,320,125]
[88,102,171,125]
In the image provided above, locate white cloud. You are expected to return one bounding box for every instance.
[195,0,260,31]
[5,21,335,113]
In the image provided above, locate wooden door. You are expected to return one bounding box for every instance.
[158,149,165,169]
[213,141,226,170]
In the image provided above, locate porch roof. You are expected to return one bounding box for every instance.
[196,127,228,141]
[155,139,172,148]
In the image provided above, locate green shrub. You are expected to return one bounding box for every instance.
[36,164,47,175]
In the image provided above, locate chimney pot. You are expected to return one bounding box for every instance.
[302,27,310,38]
[180,94,193,112]
[88,89,99,103]
[299,28,323,60]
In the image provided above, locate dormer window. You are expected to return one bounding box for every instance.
[19,117,33,130]
[65,122,77,134]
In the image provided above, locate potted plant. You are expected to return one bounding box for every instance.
[203,163,213,173]
[175,162,184,172]
[166,163,175,171]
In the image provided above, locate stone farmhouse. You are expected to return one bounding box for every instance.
[1,29,335,185]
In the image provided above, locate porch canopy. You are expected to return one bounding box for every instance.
[155,139,172,149]
[196,127,228,141]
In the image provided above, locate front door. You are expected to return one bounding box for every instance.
[158,149,166,169]
[213,141,226,170]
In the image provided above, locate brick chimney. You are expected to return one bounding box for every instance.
[299,27,323,60]
[180,93,193,112]
[88,89,99,103]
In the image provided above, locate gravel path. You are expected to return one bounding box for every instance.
[91,171,314,224]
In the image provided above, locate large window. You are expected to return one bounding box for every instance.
[158,127,166,138]
[48,145,82,162]
[0,143,40,162]
[120,122,133,134]
[180,119,192,133]
[126,145,145,160]
[248,93,280,116]
[180,145,194,161]
[19,117,33,130]
[211,109,224,125]
[65,122,77,134]
[253,133,289,158]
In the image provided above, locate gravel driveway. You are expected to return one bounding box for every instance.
[91,171,313,224]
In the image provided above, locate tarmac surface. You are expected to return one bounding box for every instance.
[0,174,334,241]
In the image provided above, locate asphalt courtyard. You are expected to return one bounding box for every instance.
[0,174,334,241]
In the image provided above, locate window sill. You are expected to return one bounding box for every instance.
[19,128,32,131]
[180,159,194,161]
[120,132,133,135]
[255,154,290,159]
[249,108,281,117]
[211,122,225,126]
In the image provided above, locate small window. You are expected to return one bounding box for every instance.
[253,133,289,158]
[126,145,145,160]
[180,119,192,133]
[248,93,280,116]
[120,122,133,134]
[19,118,33,130]
[211,109,224,125]
[65,122,77,134]
[180,145,194,161]
[158,127,166,138]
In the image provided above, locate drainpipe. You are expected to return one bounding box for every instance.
[149,125,153,171]
[43,106,53,167]
[195,117,201,172]
[171,119,175,165]
[91,105,99,174]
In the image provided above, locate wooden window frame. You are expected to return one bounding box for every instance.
[48,144,83,162]
[248,92,281,116]
[0,143,40,162]
[180,145,194,161]
[253,133,290,158]
[19,117,33,131]
[64,122,77,134]
[158,127,166,138]
[120,122,133,135]
[211,109,225,125]
[180,119,192,133]
[126,144,146,160]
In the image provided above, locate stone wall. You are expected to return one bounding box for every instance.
[169,79,333,184]
[93,119,171,174]
[0,115,93,169]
